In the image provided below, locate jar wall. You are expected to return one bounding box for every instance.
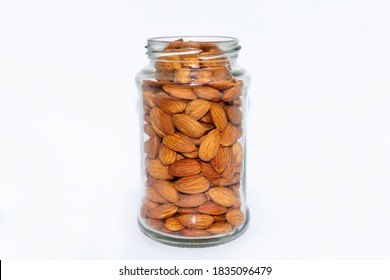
[136,37,250,247]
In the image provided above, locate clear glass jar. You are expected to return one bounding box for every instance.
[136,36,250,247]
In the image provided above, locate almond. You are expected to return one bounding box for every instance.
[193,86,222,101]
[209,102,227,131]
[153,179,179,203]
[175,193,208,208]
[143,79,172,88]
[193,69,212,84]
[213,215,227,222]
[163,133,196,153]
[173,68,191,84]
[226,106,243,125]
[182,150,198,159]
[172,114,205,138]
[202,123,215,133]
[142,198,159,210]
[211,146,232,174]
[178,207,198,215]
[209,66,232,81]
[182,54,200,68]
[198,129,220,162]
[185,99,210,120]
[191,135,206,146]
[201,162,222,180]
[163,84,197,100]
[142,84,156,107]
[143,103,152,114]
[146,159,174,180]
[150,107,175,135]
[147,204,178,219]
[144,135,160,159]
[220,123,242,146]
[211,174,241,187]
[158,144,176,165]
[179,229,212,237]
[232,98,242,107]
[144,123,156,138]
[177,214,214,229]
[145,187,168,204]
[155,55,182,70]
[221,156,235,180]
[207,187,235,207]
[168,158,202,177]
[145,218,164,230]
[173,175,210,194]
[197,201,228,215]
[144,113,151,124]
[207,222,233,234]
[199,113,213,123]
[223,80,243,102]
[226,209,245,226]
[150,121,166,137]
[232,142,243,168]
[155,92,187,114]
[164,217,185,231]
[208,79,235,90]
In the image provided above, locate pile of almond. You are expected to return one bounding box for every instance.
[140,39,246,237]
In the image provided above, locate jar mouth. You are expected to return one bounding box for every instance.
[146,36,241,59]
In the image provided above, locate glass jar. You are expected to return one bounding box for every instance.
[136,36,250,247]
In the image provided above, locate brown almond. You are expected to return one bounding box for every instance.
[177,214,214,229]
[211,174,241,187]
[179,229,213,237]
[213,215,227,222]
[182,150,198,159]
[226,106,243,125]
[168,158,202,177]
[155,55,181,70]
[208,79,235,90]
[220,123,242,146]
[146,159,174,180]
[185,99,210,120]
[182,54,200,68]
[144,113,151,124]
[150,120,166,137]
[142,198,159,210]
[226,209,245,226]
[144,123,156,138]
[144,135,160,159]
[178,207,198,215]
[199,113,213,123]
[173,175,210,194]
[163,84,197,100]
[173,68,191,84]
[155,92,187,114]
[164,217,185,231]
[232,142,243,168]
[207,222,233,234]
[198,129,220,162]
[201,162,222,180]
[153,180,179,203]
[193,86,222,101]
[221,156,235,180]
[172,114,205,138]
[143,103,152,114]
[222,80,243,102]
[150,107,175,135]
[209,103,227,131]
[145,218,164,230]
[193,69,212,84]
[158,144,176,165]
[175,193,208,208]
[142,84,156,107]
[163,133,197,153]
[211,146,232,174]
[147,204,178,219]
[145,187,168,204]
[207,187,235,207]
[143,79,172,88]
[197,201,228,215]
[191,135,206,146]
[176,154,185,161]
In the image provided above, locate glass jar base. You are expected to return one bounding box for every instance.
[138,210,250,248]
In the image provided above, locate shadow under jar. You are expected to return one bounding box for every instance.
[136,36,250,247]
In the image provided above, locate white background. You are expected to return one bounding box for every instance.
[0,0,389,259]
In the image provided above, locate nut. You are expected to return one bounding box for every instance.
[146,159,173,180]
[198,129,220,162]
[185,99,210,120]
[177,214,214,229]
[163,133,196,153]
[163,84,197,100]
[172,114,205,138]
[173,175,210,194]
[207,187,235,207]
[209,102,227,131]
[147,204,178,219]
[175,193,208,208]
[226,209,245,226]
[152,179,179,203]
[168,158,202,177]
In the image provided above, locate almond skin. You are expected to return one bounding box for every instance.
[232,142,243,168]
[163,84,197,100]
[142,84,156,107]
[198,129,220,162]
[201,162,222,180]
[168,158,202,177]
[177,214,214,229]
[173,175,210,194]
[211,174,241,187]
[150,107,175,135]
[175,193,208,208]
[155,92,187,114]
[209,103,227,131]
[193,86,222,101]
[172,114,205,138]
[185,99,210,120]
[164,217,185,231]
[197,201,228,215]
[146,159,174,180]
[179,229,213,237]
[158,144,177,165]
[147,204,178,219]
[208,79,235,90]
[207,187,235,207]
[207,222,233,234]
[152,179,179,203]
[145,187,168,204]
[144,135,160,160]
[145,218,164,230]
[226,209,245,226]
[163,133,197,153]
[173,68,191,84]
[222,80,243,102]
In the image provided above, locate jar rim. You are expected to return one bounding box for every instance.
[147,36,238,44]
